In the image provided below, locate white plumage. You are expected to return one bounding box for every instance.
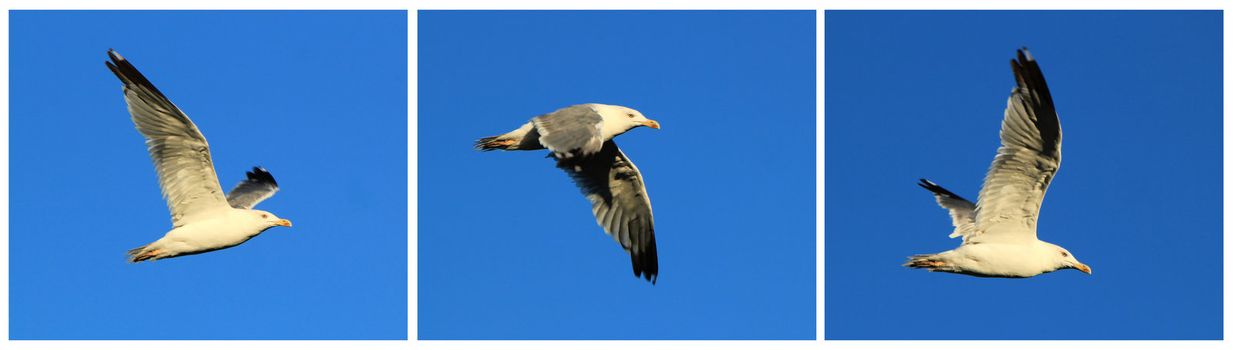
[106,49,292,262]
[906,49,1091,278]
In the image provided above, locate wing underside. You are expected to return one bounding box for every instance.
[556,140,659,283]
[106,49,230,226]
[972,48,1062,241]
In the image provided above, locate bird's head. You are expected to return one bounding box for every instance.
[593,104,660,133]
[253,210,293,229]
[1047,244,1090,275]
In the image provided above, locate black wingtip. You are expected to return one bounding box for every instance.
[635,268,659,285]
[105,49,171,100]
[1008,47,1060,156]
[632,233,659,285]
[105,49,126,73]
[917,178,970,202]
[246,166,278,187]
[1017,47,1034,62]
[1010,48,1047,89]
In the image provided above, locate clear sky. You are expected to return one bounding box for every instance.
[9,11,407,339]
[825,11,1221,340]
[419,11,815,339]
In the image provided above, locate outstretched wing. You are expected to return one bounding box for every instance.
[533,105,605,159]
[917,179,976,239]
[556,140,659,284]
[973,48,1062,242]
[106,49,230,227]
[226,167,280,209]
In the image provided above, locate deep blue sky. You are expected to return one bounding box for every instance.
[9,11,407,339]
[825,11,1221,340]
[419,11,815,340]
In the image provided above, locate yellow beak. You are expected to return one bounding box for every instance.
[642,120,661,129]
[276,219,293,227]
[1074,263,1092,275]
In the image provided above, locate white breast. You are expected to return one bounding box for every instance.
[948,241,1059,277]
[159,209,267,254]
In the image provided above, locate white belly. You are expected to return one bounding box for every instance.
[154,209,266,255]
[946,242,1056,277]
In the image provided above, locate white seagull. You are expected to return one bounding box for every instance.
[106,49,292,263]
[906,49,1091,278]
[476,103,660,283]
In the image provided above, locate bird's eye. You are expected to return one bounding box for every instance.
[1060,251,1069,257]
[626,113,636,119]
[261,214,269,219]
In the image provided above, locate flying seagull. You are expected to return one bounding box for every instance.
[906,49,1091,278]
[476,103,661,283]
[106,49,292,262]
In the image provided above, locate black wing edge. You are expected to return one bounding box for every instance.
[917,178,970,203]
[104,49,170,100]
[244,166,279,188]
[633,232,659,284]
[1010,47,1060,155]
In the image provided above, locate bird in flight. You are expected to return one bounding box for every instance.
[106,49,292,262]
[906,49,1091,278]
[477,103,661,283]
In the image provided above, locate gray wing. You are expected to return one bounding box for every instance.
[973,49,1062,241]
[106,49,230,227]
[557,140,658,284]
[226,167,280,209]
[917,179,976,239]
[532,105,605,159]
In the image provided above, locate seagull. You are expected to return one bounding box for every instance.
[106,49,292,263]
[476,103,661,283]
[905,49,1091,278]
